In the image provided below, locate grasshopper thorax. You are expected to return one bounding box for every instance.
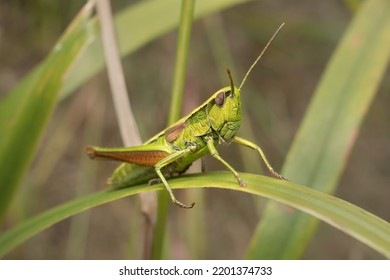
[207,84,242,143]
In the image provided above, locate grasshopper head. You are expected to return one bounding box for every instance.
[207,23,285,144]
[207,71,242,143]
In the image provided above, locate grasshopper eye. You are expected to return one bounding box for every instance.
[215,91,226,107]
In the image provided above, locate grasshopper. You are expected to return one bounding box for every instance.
[86,24,285,209]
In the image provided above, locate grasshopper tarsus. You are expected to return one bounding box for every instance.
[174,200,195,209]
[270,170,287,181]
[238,178,247,187]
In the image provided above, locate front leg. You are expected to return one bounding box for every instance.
[205,136,246,187]
[233,136,286,180]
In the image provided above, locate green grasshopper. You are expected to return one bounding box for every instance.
[86,24,285,209]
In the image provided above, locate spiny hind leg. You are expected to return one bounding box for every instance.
[205,136,246,187]
[233,136,286,180]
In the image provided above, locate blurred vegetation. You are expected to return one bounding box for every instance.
[0,0,389,259]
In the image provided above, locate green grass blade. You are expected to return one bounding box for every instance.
[246,0,390,259]
[0,3,95,221]
[167,0,195,124]
[152,0,195,260]
[0,172,388,259]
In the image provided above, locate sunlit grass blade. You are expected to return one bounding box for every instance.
[0,172,388,259]
[0,2,95,221]
[246,0,390,259]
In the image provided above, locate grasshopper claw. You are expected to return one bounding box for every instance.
[238,178,247,187]
[270,170,287,181]
[174,200,195,209]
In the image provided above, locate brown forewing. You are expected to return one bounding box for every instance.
[164,121,186,143]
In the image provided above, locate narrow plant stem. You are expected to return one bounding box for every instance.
[151,192,170,259]
[152,0,195,260]
[167,0,195,124]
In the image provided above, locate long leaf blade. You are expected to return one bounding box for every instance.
[0,172,388,259]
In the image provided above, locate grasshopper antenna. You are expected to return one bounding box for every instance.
[239,22,285,90]
[227,69,234,95]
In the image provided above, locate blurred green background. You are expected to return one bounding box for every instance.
[0,0,389,259]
